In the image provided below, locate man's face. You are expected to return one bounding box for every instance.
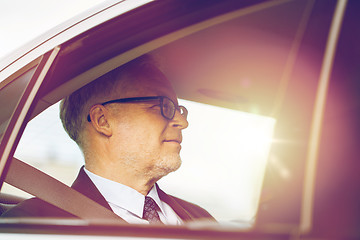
[106,66,188,180]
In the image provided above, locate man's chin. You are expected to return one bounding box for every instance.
[158,154,182,176]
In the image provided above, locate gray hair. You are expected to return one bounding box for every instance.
[59,55,157,150]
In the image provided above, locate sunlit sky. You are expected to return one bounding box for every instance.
[0,0,106,59]
[1,0,276,223]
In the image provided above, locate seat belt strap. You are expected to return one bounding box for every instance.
[5,157,124,223]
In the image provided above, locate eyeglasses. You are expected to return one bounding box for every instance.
[87,96,187,122]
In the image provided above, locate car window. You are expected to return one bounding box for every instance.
[4,98,275,227]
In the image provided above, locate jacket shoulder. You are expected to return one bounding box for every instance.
[170,195,215,220]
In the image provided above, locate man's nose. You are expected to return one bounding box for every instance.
[170,110,189,129]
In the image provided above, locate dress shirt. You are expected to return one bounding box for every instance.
[84,168,182,225]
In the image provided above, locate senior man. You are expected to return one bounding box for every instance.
[3,55,214,224]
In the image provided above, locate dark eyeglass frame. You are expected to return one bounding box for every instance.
[87,96,187,122]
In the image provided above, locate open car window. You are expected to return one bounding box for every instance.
[4,99,275,227]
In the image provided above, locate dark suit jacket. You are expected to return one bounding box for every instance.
[2,167,215,222]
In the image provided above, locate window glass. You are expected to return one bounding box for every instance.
[6,99,275,227]
[0,67,37,144]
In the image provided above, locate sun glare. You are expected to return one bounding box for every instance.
[160,99,276,224]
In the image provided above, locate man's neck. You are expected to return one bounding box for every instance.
[84,163,158,195]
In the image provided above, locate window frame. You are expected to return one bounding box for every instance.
[0,48,60,186]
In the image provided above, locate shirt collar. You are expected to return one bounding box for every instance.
[84,168,164,219]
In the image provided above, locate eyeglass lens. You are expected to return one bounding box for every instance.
[162,97,175,119]
[161,97,187,120]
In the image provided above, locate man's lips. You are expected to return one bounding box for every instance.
[163,139,182,144]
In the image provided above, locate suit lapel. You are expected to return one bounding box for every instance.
[71,166,113,212]
[156,184,193,222]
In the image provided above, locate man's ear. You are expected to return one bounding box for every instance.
[88,105,112,137]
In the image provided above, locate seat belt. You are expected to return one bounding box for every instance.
[4,157,124,223]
